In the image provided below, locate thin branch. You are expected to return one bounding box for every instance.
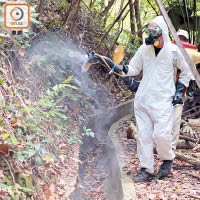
[0,51,14,83]
[174,150,200,168]
[186,172,200,180]
[95,1,130,50]
[109,24,123,54]
[1,156,16,185]
[16,92,33,121]
[108,8,130,54]
[81,1,93,16]
[179,135,200,144]
[182,105,200,114]
[188,194,200,199]
[101,0,116,16]
[146,0,159,15]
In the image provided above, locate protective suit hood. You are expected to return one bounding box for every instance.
[151,16,169,44]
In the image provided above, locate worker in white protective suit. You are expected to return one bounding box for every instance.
[171,29,196,150]
[114,16,191,182]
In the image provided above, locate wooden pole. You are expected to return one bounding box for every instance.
[155,0,200,88]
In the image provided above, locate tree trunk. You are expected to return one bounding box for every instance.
[134,0,143,44]
[129,0,135,34]
[102,0,116,26]
[118,0,125,27]
[101,0,116,16]
[38,0,44,16]
[62,0,81,26]
[90,0,96,8]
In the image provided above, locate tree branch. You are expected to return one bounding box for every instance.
[95,1,130,50]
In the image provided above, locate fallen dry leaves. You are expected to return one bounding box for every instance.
[117,117,200,200]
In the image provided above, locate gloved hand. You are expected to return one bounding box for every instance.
[186,80,195,104]
[172,82,186,106]
[113,65,129,75]
[122,77,140,92]
[128,80,140,92]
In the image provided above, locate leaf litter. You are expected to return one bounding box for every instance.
[116,117,200,200]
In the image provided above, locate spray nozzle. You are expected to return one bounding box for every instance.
[82,52,99,72]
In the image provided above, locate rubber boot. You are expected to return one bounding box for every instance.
[158,160,173,178]
[133,168,154,183]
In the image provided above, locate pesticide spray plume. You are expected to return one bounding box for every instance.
[25,31,124,111]
[81,61,93,72]
[24,33,131,198]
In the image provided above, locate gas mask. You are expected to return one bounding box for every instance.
[145,26,162,47]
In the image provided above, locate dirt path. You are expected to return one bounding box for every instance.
[116,117,200,200]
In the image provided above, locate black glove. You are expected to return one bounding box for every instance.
[172,82,186,106]
[186,80,195,104]
[128,80,140,92]
[122,77,140,92]
[86,53,128,75]
[114,65,129,75]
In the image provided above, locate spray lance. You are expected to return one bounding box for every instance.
[81,45,140,92]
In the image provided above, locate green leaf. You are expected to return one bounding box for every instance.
[34,143,41,151]
[20,186,35,193]
[35,155,43,165]
[27,135,35,140]
[0,79,5,84]
[34,144,48,154]
[0,67,7,74]
[62,75,74,84]
[15,40,22,47]
[42,155,54,162]
[11,135,19,145]
[89,131,95,137]
[63,84,78,90]
[41,138,52,143]
[55,130,61,135]
[22,149,36,158]
[31,12,40,18]
[54,108,65,112]
[55,112,68,120]
[18,128,24,136]
[17,154,25,163]
[30,17,41,25]
[2,133,10,140]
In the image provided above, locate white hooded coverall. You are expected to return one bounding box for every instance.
[127,16,191,174]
